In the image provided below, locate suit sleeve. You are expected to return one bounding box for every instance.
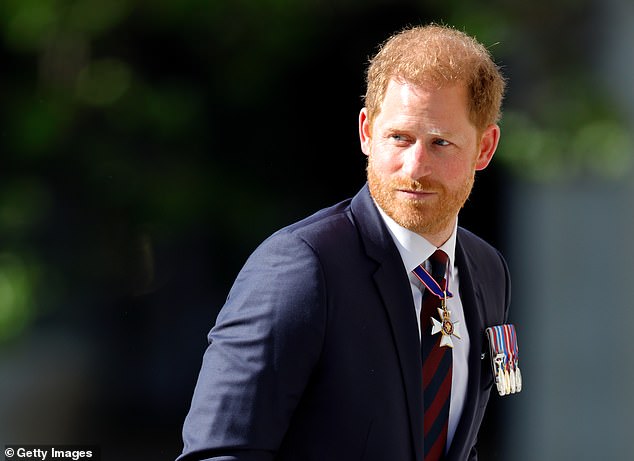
[177,231,327,461]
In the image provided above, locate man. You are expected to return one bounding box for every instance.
[177,24,510,461]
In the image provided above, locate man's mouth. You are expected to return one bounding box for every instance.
[396,188,436,199]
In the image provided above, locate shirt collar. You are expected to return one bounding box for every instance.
[375,203,457,276]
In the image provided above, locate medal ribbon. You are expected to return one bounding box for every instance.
[508,324,519,366]
[412,264,453,300]
[495,326,508,370]
[488,326,498,354]
[504,325,514,369]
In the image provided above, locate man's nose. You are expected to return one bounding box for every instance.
[401,143,432,179]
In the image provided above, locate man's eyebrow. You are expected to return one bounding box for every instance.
[382,122,462,140]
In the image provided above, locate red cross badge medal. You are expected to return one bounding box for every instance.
[485,324,522,396]
[413,263,460,348]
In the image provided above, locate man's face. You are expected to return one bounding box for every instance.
[359,79,499,245]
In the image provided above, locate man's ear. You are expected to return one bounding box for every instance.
[475,124,501,171]
[359,107,372,157]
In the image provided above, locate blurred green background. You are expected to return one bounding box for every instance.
[2,0,634,459]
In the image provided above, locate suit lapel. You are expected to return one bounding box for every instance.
[446,230,487,461]
[351,186,424,461]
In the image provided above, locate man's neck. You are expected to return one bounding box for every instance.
[418,217,457,247]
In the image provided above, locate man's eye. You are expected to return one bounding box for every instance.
[432,138,450,147]
[390,134,406,141]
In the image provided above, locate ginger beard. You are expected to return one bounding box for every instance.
[366,154,476,237]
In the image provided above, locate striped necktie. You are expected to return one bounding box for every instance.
[419,250,452,461]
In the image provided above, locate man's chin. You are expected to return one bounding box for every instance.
[389,211,438,233]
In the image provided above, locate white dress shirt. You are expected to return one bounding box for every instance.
[376,206,471,452]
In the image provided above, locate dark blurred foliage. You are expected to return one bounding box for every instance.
[0,0,630,459]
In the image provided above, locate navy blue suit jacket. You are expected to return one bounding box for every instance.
[178,185,511,461]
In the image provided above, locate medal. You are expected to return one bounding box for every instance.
[413,261,460,349]
[430,296,461,348]
[493,353,506,395]
[504,368,511,395]
[486,324,522,396]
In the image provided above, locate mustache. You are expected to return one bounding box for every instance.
[364,162,444,193]
[390,178,444,192]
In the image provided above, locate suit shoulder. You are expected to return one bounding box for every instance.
[457,226,510,284]
[457,227,504,261]
[457,226,511,316]
[265,198,357,249]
